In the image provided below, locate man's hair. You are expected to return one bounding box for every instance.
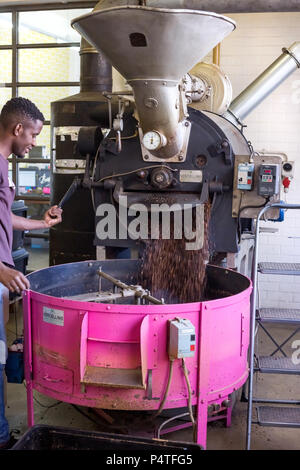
[0,97,45,129]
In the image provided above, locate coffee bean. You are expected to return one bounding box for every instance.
[139,203,211,303]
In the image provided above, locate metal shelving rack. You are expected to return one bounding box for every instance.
[246,202,300,450]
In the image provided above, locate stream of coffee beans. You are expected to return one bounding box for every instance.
[140,203,211,303]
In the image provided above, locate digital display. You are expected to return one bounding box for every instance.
[263,169,272,174]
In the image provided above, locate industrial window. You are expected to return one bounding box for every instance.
[0,3,96,208]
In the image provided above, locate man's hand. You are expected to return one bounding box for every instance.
[43,205,63,228]
[0,263,30,293]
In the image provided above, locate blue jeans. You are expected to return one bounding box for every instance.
[0,283,9,444]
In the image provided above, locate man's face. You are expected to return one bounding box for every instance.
[12,119,43,158]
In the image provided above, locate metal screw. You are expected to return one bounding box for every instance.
[144,155,149,160]
[178,155,184,161]
[155,175,164,183]
[185,121,190,127]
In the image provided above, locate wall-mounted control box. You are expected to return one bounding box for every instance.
[237,162,255,190]
[258,164,280,197]
[168,318,196,360]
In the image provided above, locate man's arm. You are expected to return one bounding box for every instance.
[0,261,30,292]
[11,205,62,230]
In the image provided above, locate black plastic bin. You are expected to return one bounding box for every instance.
[12,248,29,275]
[11,200,27,250]
[11,425,201,452]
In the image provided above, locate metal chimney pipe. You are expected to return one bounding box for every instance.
[80,38,112,93]
[147,0,300,13]
[224,42,300,126]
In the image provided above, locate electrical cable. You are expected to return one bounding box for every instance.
[152,359,174,419]
[156,412,190,439]
[90,141,103,212]
[182,358,197,443]
[107,130,139,141]
[94,164,178,185]
[237,197,270,243]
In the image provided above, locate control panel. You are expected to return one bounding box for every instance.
[237,162,255,190]
[258,164,280,197]
[168,318,196,360]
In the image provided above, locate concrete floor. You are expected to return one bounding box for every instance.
[4,245,300,451]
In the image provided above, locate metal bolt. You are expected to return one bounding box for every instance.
[178,155,184,161]
[222,399,231,408]
[185,121,190,127]
[155,175,164,183]
[144,155,149,160]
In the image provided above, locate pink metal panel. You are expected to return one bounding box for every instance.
[140,315,149,388]
[24,268,252,449]
[80,312,88,382]
[37,362,74,395]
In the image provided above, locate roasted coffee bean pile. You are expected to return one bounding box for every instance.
[140,203,211,303]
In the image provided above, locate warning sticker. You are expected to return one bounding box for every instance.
[43,307,64,327]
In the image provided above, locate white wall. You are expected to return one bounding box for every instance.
[221,12,300,309]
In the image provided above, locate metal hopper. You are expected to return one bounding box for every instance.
[72,5,235,158]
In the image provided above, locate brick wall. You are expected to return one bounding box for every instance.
[219,12,300,308]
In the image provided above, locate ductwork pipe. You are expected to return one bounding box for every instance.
[146,0,300,13]
[223,42,300,126]
[79,38,112,93]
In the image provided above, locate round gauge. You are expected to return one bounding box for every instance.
[142,131,166,151]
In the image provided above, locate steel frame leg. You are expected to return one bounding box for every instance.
[23,290,34,427]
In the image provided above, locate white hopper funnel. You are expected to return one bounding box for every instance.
[72,6,235,158]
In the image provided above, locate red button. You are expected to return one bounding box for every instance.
[247,179,252,184]
[190,345,195,351]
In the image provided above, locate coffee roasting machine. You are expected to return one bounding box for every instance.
[49,0,299,270]
[23,2,300,450]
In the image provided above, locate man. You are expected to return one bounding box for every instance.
[0,97,62,449]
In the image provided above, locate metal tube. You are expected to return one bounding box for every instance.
[80,38,112,93]
[224,43,300,125]
[148,0,300,13]
[97,269,164,304]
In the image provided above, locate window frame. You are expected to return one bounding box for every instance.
[0,2,96,203]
